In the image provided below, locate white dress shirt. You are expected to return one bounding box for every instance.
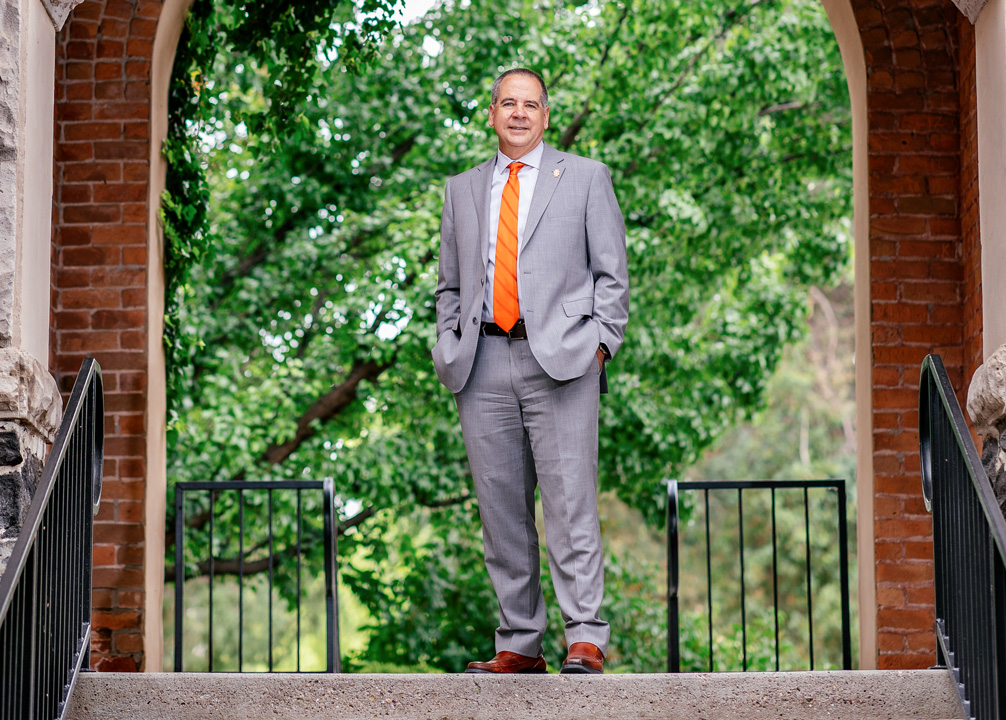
[482,141,544,323]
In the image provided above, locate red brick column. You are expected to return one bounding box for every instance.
[958,18,982,387]
[53,0,161,671]
[854,0,968,669]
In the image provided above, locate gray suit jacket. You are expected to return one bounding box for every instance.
[432,143,629,394]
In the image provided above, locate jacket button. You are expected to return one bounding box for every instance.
[481,279,485,286]
[472,317,477,325]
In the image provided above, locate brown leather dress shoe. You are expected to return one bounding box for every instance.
[560,642,604,674]
[465,650,547,674]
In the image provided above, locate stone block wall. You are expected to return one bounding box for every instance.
[52,0,159,671]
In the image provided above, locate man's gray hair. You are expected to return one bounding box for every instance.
[490,68,549,108]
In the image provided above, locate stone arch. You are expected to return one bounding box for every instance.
[50,0,983,672]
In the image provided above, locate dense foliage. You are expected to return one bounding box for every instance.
[166,0,853,671]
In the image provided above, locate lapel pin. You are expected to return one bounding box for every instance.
[553,169,561,178]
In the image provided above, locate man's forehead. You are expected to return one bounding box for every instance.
[497,76,543,101]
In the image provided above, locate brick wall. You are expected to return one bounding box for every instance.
[958,17,982,387]
[854,0,969,669]
[53,0,160,671]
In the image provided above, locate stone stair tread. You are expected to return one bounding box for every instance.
[67,669,963,720]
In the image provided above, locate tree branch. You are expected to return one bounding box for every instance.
[165,498,464,582]
[165,544,300,583]
[417,493,473,509]
[557,1,631,150]
[264,357,392,468]
[759,100,805,116]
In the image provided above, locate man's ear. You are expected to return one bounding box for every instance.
[544,107,550,130]
[488,107,496,128]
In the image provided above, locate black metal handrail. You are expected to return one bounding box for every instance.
[0,358,103,720]
[667,478,852,672]
[921,353,1006,720]
[172,479,341,672]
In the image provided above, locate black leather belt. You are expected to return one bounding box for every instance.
[480,320,527,339]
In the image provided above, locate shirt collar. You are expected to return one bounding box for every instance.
[495,141,544,175]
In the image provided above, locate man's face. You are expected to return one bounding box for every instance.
[488,74,550,159]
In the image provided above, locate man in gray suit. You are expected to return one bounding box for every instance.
[432,68,629,675]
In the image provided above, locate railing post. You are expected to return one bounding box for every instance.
[667,479,679,673]
[174,487,184,672]
[837,481,852,670]
[995,553,1006,718]
[25,549,38,719]
[323,479,341,673]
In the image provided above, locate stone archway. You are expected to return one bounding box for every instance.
[49,0,988,672]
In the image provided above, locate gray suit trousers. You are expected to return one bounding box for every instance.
[454,334,610,657]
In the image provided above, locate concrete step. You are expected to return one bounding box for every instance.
[67,669,963,720]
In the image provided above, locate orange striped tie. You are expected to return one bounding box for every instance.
[494,162,524,332]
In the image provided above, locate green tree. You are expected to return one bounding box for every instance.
[166,0,852,672]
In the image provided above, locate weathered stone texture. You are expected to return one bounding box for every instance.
[0,0,19,348]
[0,429,22,465]
[0,348,60,576]
[967,344,1006,515]
[0,347,62,441]
[40,0,87,31]
[0,432,40,573]
[952,0,991,24]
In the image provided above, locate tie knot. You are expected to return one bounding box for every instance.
[508,162,525,177]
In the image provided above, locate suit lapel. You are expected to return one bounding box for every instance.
[522,143,564,249]
[470,157,495,268]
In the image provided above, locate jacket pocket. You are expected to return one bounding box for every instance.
[562,297,594,317]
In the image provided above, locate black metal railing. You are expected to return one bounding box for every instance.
[667,478,852,672]
[0,359,103,720]
[921,353,1006,720]
[172,480,340,672]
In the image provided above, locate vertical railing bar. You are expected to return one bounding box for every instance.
[803,486,814,671]
[174,486,185,672]
[837,481,851,670]
[238,490,244,674]
[268,488,274,673]
[961,446,972,704]
[771,486,780,672]
[208,491,215,673]
[322,478,341,673]
[26,547,38,719]
[995,542,1006,720]
[738,487,747,672]
[704,488,714,672]
[668,481,680,673]
[36,514,47,718]
[296,488,303,673]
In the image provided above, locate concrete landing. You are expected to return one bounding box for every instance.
[67,670,964,720]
